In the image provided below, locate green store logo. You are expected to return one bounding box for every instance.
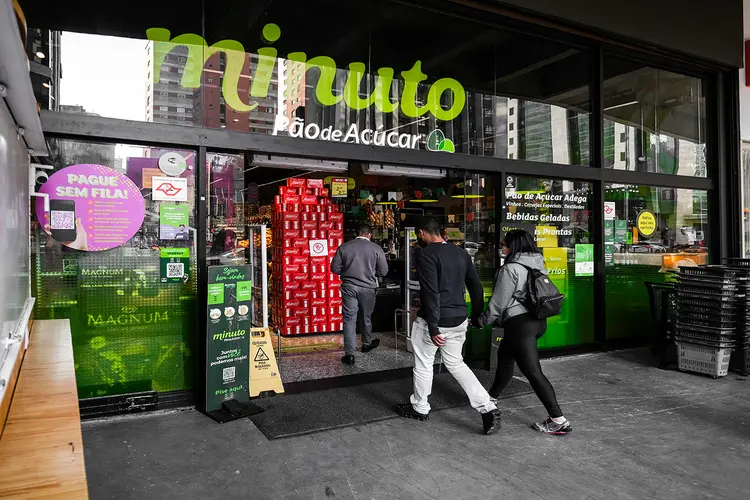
[426,129,455,153]
[146,23,466,121]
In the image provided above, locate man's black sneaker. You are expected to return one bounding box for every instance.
[362,338,380,353]
[533,417,572,435]
[341,355,355,366]
[396,403,429,421]
[482,409,502,435]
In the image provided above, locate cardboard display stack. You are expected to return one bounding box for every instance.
[271,177,345,336]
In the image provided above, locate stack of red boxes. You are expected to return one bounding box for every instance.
[271,178,345,336]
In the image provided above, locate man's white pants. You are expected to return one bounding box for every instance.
[409,317,497,415]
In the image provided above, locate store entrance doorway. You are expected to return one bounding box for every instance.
[204,151,498,388]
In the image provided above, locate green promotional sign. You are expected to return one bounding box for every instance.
[604,220,614,243]
[206,265,252,412]
[160,248,190,283]
[614,219,628,243]
[605,244,615,266]
[575,244,594,277]
[160,205,190,241]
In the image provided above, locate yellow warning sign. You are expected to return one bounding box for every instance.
[249,328,284,397]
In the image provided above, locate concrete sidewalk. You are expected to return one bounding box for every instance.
[82,348,750,500]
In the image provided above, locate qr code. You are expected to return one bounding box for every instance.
[51,210,75,229]
[166,263,184,278]
[222,366,235,382]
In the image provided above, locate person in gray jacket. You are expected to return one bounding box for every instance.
[331,224,388,365]
[476,229,571,435]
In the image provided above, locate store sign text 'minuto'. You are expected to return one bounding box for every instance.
[146,24,466,121]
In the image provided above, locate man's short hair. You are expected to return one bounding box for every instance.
[416,217,441,236]
[359,224,372,236]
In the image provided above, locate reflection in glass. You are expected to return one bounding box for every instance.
[604,184,709,340]
[603,59,706,177]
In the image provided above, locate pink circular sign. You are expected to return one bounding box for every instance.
[36,164,145,251]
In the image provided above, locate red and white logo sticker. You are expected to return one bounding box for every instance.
[309,239,329,257]
[152,176,188,202]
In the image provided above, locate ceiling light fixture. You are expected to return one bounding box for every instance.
[604,100,638,112]
[252,154,347,172]
[35,51,45,59]
[363,163,446,179]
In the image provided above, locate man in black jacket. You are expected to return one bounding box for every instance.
[397,218,501,435]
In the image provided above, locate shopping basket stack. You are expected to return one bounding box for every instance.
[721,259,750,375]
[674,266,744,378]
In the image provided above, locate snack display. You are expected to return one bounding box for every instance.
[271,178,344,336]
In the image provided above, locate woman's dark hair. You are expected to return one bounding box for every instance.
[502,229,540,264]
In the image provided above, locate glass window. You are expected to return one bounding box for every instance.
[603,58,706,177]
[502,176,595,347]
[743,143,750,257]
[32,140,197,398]
[604,184,709,340]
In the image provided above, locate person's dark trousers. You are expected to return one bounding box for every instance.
[490,314,563,418]
[341,284,377,356]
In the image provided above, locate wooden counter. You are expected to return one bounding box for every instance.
[0,320,88,499]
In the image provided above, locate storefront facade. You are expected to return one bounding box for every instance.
[23,0,742,412]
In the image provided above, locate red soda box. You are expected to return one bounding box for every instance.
[293,239,308,249]
[329,213,344,222]
[300,248,311,257]
[301,195,317,205]
[292,273,308,283]
[287,178,306,188]
[328,229,343,238]
[329,297,343,306]
[328,305,343,316]
[312,315,328,325]
[300,212,312,222]
[316,230,327,239]
[320,188,329,197]
[301,229,311,239]
[282,213,300,222]
[311,297,327,308]
[318,212,327,222]
[310,272,326,282]
[292,256,309,265]
[311,305,326,317]
[307,178,324,188]
[294,307,310,317]
[319,221,334,231]
[300,282,318,292]
[334,222,343,231]
[292,290,310,301]
[301,221,317,231]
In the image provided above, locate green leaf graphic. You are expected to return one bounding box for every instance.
[427,129,445,151]
[438,139,455,153]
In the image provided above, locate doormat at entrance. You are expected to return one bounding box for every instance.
[249,369,531,439]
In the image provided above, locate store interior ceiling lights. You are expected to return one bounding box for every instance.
[363,164,447,179]
[251,154,348,172]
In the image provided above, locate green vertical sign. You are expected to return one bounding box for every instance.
[614,219,628,243]
[160,248,190,283]
[206,265,252,413]
[575,244,594,277]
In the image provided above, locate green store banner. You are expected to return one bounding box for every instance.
[206,265,253,412]
[160,248,190,283]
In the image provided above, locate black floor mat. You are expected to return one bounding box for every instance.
[249,370,532,439]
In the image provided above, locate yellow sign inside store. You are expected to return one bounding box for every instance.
[249,328,284,397]
[543,247,568,278]
[535,226,559,248]
[636,210,657,237]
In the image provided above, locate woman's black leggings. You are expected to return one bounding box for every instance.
[489,314,563,418]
